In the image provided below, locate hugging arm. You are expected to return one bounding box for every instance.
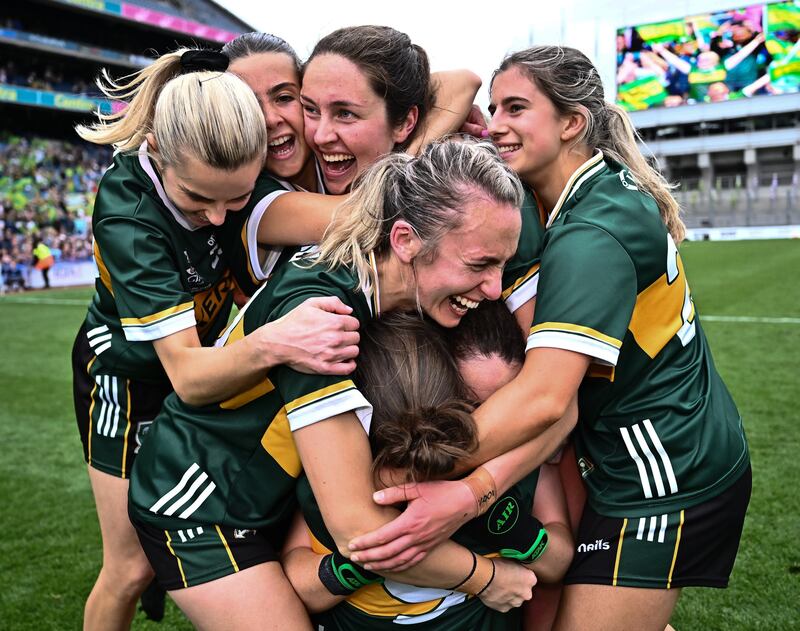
[292,411,536,610]
[153,296,360,406]
[408,69,483,155]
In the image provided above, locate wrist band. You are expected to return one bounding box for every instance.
[458,554,495,595]
[462,467,497,517]
[447,551,477,591]
[318,551,383,596]
[475,559,496,597]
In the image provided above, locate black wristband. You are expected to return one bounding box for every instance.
[475,559,496,597]
[447,550,477,591]
[318,551,384,596]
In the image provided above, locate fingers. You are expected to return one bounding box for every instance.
[372,484,421,506]
[460,122,488,138]
[304,295,353,315]
[348,507,419,554]
[352,537,425,571]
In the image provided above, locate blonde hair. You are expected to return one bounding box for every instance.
[317,137,523,290]
[493,46,686,242]
[76,48,266,170]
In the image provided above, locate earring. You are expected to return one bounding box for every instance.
[411,259,423,318]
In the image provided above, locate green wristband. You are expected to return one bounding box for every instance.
[500,527,549,564]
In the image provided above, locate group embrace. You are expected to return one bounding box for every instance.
[71,25,751,631]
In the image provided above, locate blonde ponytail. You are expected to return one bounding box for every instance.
[76,51,184,151]
[76,48,266,170]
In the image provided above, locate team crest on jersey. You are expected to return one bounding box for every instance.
[578,457,595,478]
[134,421,153,454]
[183,250,209,290]
[619,170,640,191]
[233,529,257,539]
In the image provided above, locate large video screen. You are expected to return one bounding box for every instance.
[616,1,800,110]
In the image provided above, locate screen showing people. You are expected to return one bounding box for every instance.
[616,1,800,110]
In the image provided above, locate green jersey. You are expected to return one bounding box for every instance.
[84,141,235,383]
[502,187,546,313]
[299,470,539,630]
[218,167,325,298]
[128,251,375,535]
[529,151,748,518]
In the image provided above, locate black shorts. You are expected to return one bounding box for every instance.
[131,509,280,590]
[72,322,173,478]
[565,466,751,589]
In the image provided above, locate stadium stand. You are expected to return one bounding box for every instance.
[0,0,250,291]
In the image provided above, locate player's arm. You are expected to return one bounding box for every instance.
[153,297,360,406]
[407,69,482,155]
[522,463,573,583]
[293,411,536,611]
[282,511,346,614]
[255,191,345,246]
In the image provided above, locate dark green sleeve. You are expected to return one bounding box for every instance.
[502,188,545,312]
[94,207,195,342]
[529,223,636,366]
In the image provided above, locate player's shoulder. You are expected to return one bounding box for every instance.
[94,150,166,224]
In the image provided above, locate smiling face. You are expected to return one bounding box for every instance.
[160,154,262,228]
[229,52,310,181]
[302,54,413,194]
[488,65,567,189]
[411,193,521,328]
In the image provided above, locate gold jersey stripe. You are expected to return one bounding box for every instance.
[165,530,188,588]
[86,356,97,465]
[546,151,605,227]
[502,263,540,300]
[260,408,302,478]
[215,525,240,572]
[120,379,132,478]
[285,380,357,415]
[308,528,332,556]
[93,242,114,297]
[120,301,194,326]
[348,584,448,619]
[530,321,623,349]
[220,378,275,410]
[612,518,628,586]
[629,254,693,358]
[667,510,685,589]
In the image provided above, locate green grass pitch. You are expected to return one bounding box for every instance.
[0,239,798,630]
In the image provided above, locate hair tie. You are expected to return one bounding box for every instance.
[180,50,229,74]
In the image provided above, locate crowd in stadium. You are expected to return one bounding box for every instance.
[0,133,108,290]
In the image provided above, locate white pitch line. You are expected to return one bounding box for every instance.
[2,296,798,324]
[702,315,800,324]
[0,296,88,306]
